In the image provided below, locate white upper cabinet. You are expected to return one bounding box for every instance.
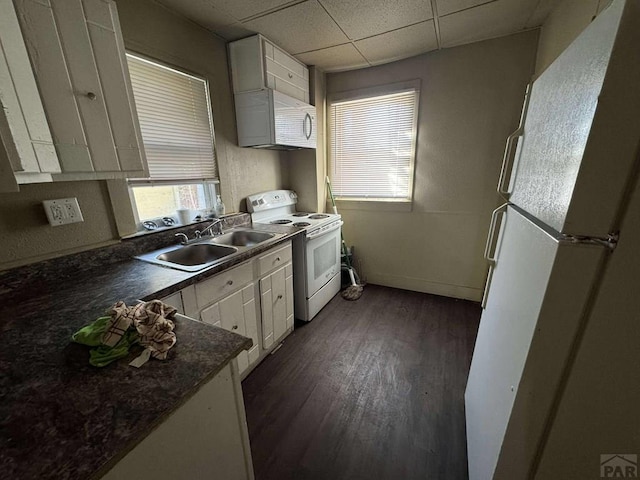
[11,0,147,183]
[229,34,310,103]
[0,0,60,191]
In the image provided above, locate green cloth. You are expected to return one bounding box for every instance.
[72,316,140,367]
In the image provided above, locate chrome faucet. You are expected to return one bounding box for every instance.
[195,218,224,238]
[174,233,189,245]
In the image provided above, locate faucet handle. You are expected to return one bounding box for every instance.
[194,230,202,239]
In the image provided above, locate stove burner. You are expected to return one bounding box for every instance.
[271,219,293,224]
[293,222,311,227]
[292,213,310,217]
[308,214,329,220]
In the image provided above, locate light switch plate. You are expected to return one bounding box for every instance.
[43,198,84,226]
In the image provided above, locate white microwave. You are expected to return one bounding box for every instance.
[234,89,316,150]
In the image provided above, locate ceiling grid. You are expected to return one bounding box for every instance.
[156,0,561,71]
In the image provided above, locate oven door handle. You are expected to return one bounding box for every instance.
[305,221,343,240]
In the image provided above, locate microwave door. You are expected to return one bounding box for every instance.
[273,91,316,148]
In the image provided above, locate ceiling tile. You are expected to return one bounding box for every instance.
[214,22,257,41]
[295,43,369,71]
[355,20,438,65]
[156,0,237,29]
[319,0,433,40]
[243,1,349,54]
[436,0,496,17]
[439,0,538,48]
[209,0,303,22]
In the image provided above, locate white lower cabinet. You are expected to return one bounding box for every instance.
[201,283,259,375]
[260,263,294,350]
[183,240,294,378]
[100,361,254,480]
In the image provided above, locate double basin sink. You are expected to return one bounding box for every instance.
[136,229,283,272]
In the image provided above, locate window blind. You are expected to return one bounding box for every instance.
[329,89,418,199]
[127,54,218,180]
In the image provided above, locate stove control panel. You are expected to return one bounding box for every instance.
[247,190,297,212]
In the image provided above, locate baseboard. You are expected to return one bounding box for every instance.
[365,272,483,302]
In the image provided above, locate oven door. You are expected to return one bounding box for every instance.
[304,222,342,297]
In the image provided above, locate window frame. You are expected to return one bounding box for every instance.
[124,51,220,231]
[128,179,218,227]
[327,79,420,212]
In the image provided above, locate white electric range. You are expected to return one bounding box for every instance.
[247,190,342,321]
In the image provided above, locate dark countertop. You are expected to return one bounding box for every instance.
[0,224,303,479]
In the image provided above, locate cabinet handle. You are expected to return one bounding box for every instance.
[232,325,238,330]
[303,113,312,140]
[277,294,283,300]
[275,257,281,262]
[87,92,97,100]
[288,73,293,79]
[227,280,233,285]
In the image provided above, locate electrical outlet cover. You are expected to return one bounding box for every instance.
[43,198,84,226]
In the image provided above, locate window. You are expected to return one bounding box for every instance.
[328,81,419,203]
[126,53,218,226]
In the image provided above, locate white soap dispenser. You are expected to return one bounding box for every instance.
[214,195,226,217]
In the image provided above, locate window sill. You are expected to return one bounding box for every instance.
[334,198,413,213]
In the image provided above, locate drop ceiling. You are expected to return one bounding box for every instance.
[154,0,561,72]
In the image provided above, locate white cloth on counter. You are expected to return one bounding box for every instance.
[103,300,177,360]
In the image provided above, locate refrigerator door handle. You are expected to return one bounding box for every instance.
[484,203,508,265]
[497,84,531,199]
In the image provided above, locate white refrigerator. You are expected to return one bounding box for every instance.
[465,1,640,479]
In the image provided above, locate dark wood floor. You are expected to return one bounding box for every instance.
[242,284,481,480]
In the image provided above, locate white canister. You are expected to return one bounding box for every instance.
[176,209,192,224]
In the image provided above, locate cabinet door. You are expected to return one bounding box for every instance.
[259,262,293,350]
[270,266,287,343]
[259,274,274,350]
[14,0,145,176]
[202,284,258,376]
[219,290,249,374]
[228,34,310,103]
[285,263,294,332]
[242,284,260,368]
[0,0,59,190]
[160,291,184,315]
[264,40,309,103]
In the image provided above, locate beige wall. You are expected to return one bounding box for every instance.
[326,31,538,301]
[0,0,286,270]
[286,67,327,213]
[535,0,612,76]
[0,181,118,267]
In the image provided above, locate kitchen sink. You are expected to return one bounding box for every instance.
[135,228,285,272]
[136,243,238,272]
[157,243,237,266]
[212,230,275,247]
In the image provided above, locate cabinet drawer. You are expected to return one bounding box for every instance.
[265,57,308,92]
[195,261,253,308]
[272,44,306,78]
[266,73,309,103]
[257,243,292,276]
